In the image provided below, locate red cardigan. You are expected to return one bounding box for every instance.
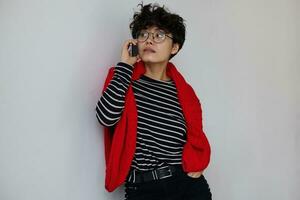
[101,61,211,192]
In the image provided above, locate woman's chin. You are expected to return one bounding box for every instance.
[141,56,159,63]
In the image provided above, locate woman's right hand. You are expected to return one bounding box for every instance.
[121,39,141,66]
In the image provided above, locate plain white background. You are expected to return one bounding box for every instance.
[0,0,299,199]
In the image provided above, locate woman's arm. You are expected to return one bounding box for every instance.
[95,39,140,127]
[95,62,133,127]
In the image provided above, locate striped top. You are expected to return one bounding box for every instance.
[96,62,187,172]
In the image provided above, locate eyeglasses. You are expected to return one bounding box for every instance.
[136,29,173,43]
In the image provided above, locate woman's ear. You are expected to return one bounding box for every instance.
[171,43,180,55]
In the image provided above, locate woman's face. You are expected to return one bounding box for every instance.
[137,26,179,64]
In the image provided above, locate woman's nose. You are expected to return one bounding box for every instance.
[146,38,154,45]
[145,33,155,44]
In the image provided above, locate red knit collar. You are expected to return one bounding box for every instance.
[131,61,178,81]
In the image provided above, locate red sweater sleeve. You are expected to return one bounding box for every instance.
[182,85,211,172]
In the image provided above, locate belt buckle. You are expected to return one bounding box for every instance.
[156,166,172,180]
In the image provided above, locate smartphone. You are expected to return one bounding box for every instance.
[128,43,138,57]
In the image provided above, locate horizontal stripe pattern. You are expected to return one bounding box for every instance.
[132,74,186,171]
[95,62,186,172]
[95,62,133,126]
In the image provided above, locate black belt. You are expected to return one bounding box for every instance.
[127,165,180,184]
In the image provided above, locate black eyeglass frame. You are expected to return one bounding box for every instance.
[135,30,173,43]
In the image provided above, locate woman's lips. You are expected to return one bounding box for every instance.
[144,48,156,53]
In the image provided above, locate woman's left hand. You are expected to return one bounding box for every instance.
[187,171,203,178]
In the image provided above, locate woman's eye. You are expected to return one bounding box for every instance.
[140,32,147,37]
[157,31,165,38]
[158,33,164,38]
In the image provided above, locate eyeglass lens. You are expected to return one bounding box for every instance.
[137,30,166,43]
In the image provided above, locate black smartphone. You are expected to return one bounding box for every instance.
[128,43,138,57]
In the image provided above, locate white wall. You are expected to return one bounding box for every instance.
[0,0,299,200]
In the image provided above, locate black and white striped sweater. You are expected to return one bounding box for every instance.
[96,62,187,171]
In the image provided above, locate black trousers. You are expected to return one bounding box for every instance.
[124,166,212,200]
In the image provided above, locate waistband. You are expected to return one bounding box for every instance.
[126,165,183,184]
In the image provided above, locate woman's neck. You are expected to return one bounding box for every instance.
[143,61,171,81]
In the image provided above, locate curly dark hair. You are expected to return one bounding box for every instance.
[129,2,186,59]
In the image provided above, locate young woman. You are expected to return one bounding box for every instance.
[96,3,212,200]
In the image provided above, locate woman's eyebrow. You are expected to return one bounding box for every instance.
[145,27,160,31]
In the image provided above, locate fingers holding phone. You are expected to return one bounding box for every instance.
[121,39,141,66]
